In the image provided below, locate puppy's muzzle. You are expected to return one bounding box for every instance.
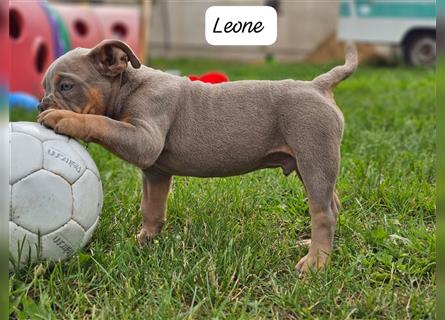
[37,103,48,113]
[37,103,56,113]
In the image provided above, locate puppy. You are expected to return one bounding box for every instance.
[38,39,357,273]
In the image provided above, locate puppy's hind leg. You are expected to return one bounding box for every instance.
[290,141,341,274]
[137,170,172,245]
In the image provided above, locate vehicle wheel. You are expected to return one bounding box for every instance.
[403,32,436,67]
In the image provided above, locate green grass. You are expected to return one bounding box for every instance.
[9,60,435,319]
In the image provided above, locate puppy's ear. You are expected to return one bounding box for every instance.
[88,39,141,77]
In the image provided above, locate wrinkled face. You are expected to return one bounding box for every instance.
[38,40,141,115]
[38,48,110,115]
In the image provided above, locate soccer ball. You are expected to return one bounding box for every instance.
[9,122,103,269]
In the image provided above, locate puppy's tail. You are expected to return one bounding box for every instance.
[312,42,358,91]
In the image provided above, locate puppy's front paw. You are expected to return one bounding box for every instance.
[38,109,85,138]
[296,250,330,275]
[137,228,158,246]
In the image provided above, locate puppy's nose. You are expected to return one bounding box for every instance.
[37,103,47,112]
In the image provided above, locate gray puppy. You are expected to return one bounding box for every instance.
[38,40,357,273]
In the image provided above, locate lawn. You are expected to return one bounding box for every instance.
[9,60,435,319]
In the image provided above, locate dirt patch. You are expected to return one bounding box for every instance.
[307,32,380,64]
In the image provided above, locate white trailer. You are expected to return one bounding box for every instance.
[338,0,436,66]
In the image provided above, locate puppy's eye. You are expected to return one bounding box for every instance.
[60,83,73,91]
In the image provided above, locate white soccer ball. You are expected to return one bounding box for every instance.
[9,121,103,269]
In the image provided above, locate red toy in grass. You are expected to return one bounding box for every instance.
[52,4,104,50]
[92,6,141,58]
[188,72,229,84]
[10,0,56,98]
